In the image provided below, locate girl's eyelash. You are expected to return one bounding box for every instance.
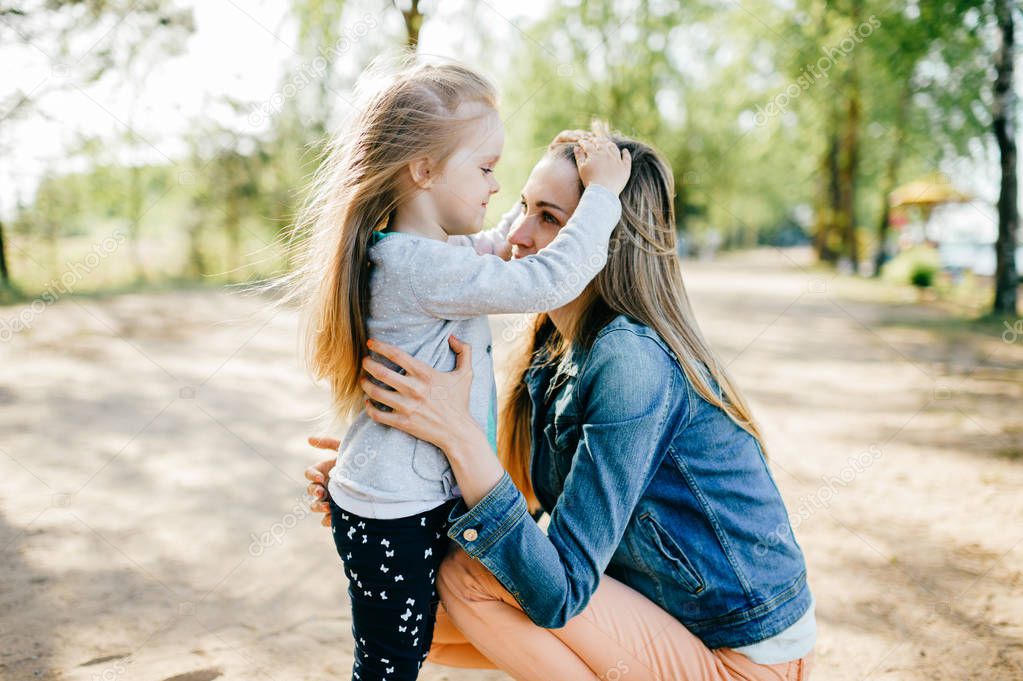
[481,167,494,174]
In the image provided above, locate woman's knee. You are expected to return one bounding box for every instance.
[437,546,504,606]
[437,547,476,602]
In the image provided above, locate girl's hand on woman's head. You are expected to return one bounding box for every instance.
[304,436,339,527]
[360,335,476,453]
[575,135,632,195]
[550,129,590,146]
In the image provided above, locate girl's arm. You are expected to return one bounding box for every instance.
[405,140,629,320]
[360,330,686,628]
[406,183,620,320]
[447,135,626,259]
[446,201,521,258]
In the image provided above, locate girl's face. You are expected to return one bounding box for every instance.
[431,107,504,235]
[508,156,582,260]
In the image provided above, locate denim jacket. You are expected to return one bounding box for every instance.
[445,314,813,650]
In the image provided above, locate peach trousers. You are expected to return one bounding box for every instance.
[426,546,814,681]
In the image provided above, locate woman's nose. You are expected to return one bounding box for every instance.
[507,220,533,250]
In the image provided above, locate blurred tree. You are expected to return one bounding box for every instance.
[395,0,425,49]
[838,0,863,268]
[873,2,988,278]
[32,166,71,275]
[992,0,1018,315]
[502,0,705,232]
[292,0,349,139]
[776,0,990,270]
[2,0,1012,302]
[0,0,194,288]
[0,214,8,289]
[124,129,149,283]
[178,104,266,282]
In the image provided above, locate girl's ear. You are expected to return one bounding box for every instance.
[408,157,435,189]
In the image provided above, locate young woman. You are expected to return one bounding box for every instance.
[305,127,816,681]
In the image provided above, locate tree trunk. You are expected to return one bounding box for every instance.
[837,0,862,270]
[128,162,146,282]
[839,83,860,267]
[814,116,841,264]
[0,217,9,289]
[398,0,423,50]
[225,191,241,279]
[185,210,207,278]
[874,86,910,277]
[993,0,1018,315]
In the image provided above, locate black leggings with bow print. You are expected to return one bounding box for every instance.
[328,495,458,681]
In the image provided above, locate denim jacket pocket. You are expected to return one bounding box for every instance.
[638,511,706,596]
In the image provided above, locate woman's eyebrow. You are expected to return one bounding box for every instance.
[535,200,565,214]
[519,194,564,214]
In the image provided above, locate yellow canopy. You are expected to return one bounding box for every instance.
[889,174,973,208]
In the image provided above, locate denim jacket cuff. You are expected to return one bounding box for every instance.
[446,471,528,559]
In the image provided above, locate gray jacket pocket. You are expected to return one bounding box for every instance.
[411,438,451,483]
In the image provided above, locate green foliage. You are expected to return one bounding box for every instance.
[882,244,941,288]
[910,263,938,288]
[2,0,1004,297]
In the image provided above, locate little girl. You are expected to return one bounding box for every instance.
[289,58,630,681]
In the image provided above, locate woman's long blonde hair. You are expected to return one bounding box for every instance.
[276,57,497,422]
[499,124,767,512]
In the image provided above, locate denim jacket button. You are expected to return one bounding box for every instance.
[462,528,479,541]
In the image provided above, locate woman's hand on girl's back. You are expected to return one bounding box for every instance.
[360,334,505,509]
[304,436,339,527]
[359,335,477,452]
[575,135,631,195]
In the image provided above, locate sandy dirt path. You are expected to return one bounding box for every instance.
[1,248,1020,680]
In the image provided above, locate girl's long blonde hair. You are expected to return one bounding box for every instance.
[498,124,767,512]
[279,56,497,421]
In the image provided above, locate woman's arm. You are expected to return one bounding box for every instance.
[361,330,687,629]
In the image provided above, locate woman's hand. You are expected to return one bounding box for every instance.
[304,436,339,527]
[360,335,476,452]
[362,335,506,509]
[575,135,631,195]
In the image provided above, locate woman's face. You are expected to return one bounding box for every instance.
[507,155,582,260]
